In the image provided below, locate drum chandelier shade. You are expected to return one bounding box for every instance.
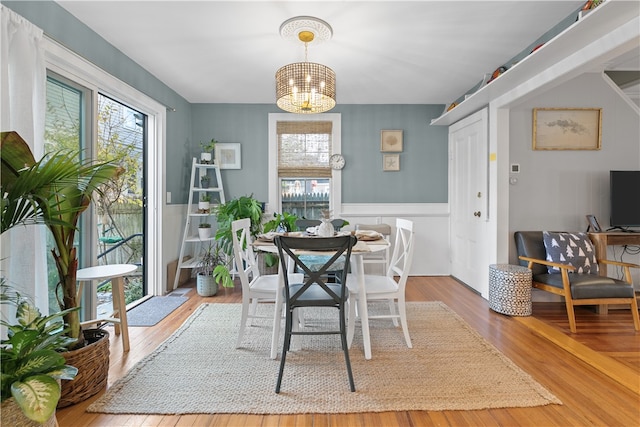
[276,16,336,114]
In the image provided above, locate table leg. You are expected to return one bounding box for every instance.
[353,255,371,360]
[111,276,130,352]
[270,269,283,359]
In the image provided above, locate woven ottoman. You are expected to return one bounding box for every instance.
[489,264,532,316]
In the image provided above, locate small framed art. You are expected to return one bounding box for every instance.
[383,154,400,171]
[380,130,403,152]
[216,143,241,169]
[532,108,602,150]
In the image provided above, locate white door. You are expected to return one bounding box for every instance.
[449,108,488,293]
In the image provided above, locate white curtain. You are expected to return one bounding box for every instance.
[0,5,48,312]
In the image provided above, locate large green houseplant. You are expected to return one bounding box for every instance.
[212,194,264,285]
[1,130,120,349]
[0,285,78,424]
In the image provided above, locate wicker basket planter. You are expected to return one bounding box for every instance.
[58,329,110,408]
[1,398,57,427]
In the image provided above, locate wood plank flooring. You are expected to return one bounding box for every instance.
[56,276,640,426]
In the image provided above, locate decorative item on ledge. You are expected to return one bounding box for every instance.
[276,16,336,114]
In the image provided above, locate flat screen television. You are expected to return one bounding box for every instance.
[610,170,640,228]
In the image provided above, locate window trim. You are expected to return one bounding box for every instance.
[268,113,341,216]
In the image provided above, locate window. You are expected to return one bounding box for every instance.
[278,121,331,218]
[268,113,341,217]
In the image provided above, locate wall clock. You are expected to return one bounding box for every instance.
[329,153,345,170]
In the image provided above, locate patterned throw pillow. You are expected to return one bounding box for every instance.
[542,231,599,275]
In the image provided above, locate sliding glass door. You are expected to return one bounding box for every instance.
[45,73,147,318]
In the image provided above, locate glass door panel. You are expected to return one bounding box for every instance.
[96,94,146,309]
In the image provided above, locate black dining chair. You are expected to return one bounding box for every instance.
[273,234,357,393]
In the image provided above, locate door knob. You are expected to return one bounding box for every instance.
[473,211,481,217]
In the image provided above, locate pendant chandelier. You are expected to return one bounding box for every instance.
[276,16,336,114]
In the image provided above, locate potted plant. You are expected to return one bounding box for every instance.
[1,131,120,406]
[199,193,211,212]
[263,211,299,234]
[200,174,210,189]
[262,211,299,271]
[1,284,78,426]
[210,194,264,285]
[198,222,212,240]
[199,138,217,164]
[193,243,232,296]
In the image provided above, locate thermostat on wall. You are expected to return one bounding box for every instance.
[510,164,520,173]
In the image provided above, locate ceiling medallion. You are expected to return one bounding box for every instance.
[275,16,336,114]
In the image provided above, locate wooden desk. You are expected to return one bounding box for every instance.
[588,232,640,277]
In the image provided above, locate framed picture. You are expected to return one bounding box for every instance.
[216,143,241,169]
[532,108,602,150]
[586,214,601,232]
[383,154,400,171]
[380,130,403,152]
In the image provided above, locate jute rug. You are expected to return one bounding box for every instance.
[88,302,561,415]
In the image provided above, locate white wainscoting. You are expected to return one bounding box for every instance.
[164,203,451,281]
[340,203,450,276]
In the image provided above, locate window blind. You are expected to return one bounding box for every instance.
[277,121,332,178]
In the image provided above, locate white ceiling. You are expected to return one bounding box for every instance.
[56,1,588,105]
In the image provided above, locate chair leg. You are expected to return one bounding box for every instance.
[388,298,399,327]
[275,309,293,393]
[397,297,412,348]
[236,296,251,348]
[248,298,259,326]
[347,294,357,348]
[340,306,356,392]
[564,298,577,333]
[630,296,640,331]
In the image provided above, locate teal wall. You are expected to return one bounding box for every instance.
[5,1,448,206]
[192,104,448,204]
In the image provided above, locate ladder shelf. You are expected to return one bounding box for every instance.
[173,157,226,290]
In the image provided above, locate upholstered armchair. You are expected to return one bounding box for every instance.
[514,231,640,333]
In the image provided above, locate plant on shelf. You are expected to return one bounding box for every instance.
[198,222,212,240]
[0,284,78,424]
[200,194,212,202]
[200,174,210,188]
[193,243,233,296]
[199,138,218,164]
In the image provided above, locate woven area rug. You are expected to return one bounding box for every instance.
[126,296,188,327]
[88,302,560,414]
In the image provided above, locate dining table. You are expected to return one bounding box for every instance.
[253,230,389,360]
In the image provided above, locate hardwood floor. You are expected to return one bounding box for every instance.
[56,276,640,426]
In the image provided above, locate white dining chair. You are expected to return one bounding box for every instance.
[347,218,415,349]
[355,223,392,275]
[231,218,302,358]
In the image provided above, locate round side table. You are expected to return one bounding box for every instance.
[488,264,532,316]
[77,264,138,352]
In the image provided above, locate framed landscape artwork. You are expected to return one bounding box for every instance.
[216,143,241,169]
[380,130,403,152]
[532,108,602,150]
